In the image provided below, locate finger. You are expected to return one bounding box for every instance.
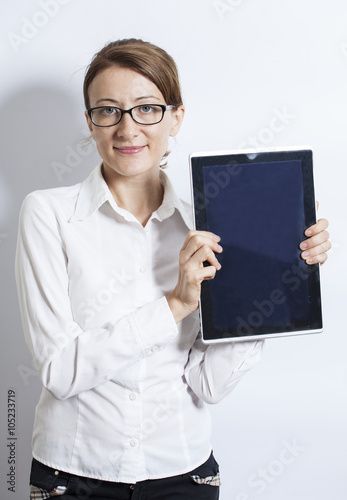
[181,230,221,251]
[180,234,223,265]
[303,251,328,266]
[196,265,218,282]
[191,244,222,270]
[299,230,330,251]
[301,240,332,261]
[305,218,328,236]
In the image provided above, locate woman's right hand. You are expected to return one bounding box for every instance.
[166,230,223,323]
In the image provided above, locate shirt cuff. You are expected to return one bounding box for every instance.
[127,297,178,355]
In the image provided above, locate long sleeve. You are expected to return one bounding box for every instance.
[15,192,178,401]
[184,334,264,404]
[15,165,259,482]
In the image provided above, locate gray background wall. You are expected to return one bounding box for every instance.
[1,1,346,499]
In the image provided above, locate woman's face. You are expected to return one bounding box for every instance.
[86,66,184,181]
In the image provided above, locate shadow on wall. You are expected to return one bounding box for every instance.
[0,83,101,370]
[0,86,100,490]
[1,85,100,212]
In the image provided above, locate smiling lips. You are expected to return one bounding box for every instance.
[115,146,146,154]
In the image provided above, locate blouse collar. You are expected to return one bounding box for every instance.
[69,163,192,229]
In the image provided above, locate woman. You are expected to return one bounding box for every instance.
[15,39,330,500]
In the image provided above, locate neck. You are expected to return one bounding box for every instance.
[102,164,164,226]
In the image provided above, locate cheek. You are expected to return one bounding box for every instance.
[153,135,169,155]
[151,127,171,152]
[93,131,112,150]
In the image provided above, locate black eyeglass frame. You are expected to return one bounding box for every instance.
[87,104,176,127]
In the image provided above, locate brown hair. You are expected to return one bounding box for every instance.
[83,38,183,110]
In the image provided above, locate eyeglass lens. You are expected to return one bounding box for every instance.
[91,105,164,126]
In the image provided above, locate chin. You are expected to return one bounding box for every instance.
[104,160,158,179]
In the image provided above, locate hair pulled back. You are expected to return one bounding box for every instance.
[83,38,183,111]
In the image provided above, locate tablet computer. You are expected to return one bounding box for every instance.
[189,147,323,343]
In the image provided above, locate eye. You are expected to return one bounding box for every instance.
[102,107,118,115]
[139,105,155,113]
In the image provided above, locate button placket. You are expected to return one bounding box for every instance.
[132,227,150,304]
[130,438,138,447]
[140,226,150,274]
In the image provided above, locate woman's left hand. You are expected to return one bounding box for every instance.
[299,217,331,265]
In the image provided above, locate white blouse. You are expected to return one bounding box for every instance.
[15,163,263,482]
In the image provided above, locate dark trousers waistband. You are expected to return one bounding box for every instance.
[30,452,220,499]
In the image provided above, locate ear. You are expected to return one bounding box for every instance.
[169,105,185,137]
[85,111,95,139]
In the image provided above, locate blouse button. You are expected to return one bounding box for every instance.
[129,393,137,401]
[140,266,147,273]
[130,439,138,447]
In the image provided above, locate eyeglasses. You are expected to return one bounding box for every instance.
[87,104,176,127]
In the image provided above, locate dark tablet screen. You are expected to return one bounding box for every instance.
[190,149,322,342]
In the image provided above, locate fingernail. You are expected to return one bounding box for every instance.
[306,229,312,236]
[307,258,313,264]
[300,242,308,250]
[213,234,221,241]
[302,251,309,258]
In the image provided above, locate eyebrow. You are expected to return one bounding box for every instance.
[94,95,161,106]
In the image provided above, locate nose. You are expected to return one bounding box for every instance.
[114,112,139,139]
